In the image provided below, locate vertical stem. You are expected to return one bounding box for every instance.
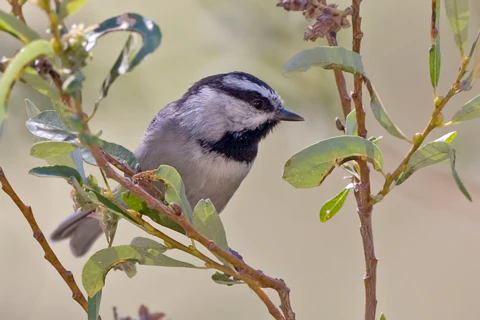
[351,1,378,319]
[326,32,352,119]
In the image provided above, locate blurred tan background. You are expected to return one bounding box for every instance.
[1,0,480,319]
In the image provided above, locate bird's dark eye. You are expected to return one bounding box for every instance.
[252,99,264,109]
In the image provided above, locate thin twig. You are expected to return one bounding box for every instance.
[350,1,377,320]
[0,167,97,319]
[374,37,472,201]
[102,150,136,176]
[326,32,352,119]
[249,285,286,320]
[10,0,26,23]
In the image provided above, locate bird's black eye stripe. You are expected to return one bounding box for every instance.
[213,85,275,112]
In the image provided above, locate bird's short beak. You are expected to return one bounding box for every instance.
[275,107,305,122]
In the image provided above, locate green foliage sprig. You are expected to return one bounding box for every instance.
[278,0,479,319]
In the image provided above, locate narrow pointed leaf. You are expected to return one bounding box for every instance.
[26,110,74,141]
[380,314,387,320]
[192,199,230,265]
[30,140,78,159]
[87,189,140,225]
[0,9,40,43]
[155,165,193,221]
[82,244,196,297]
[87,290,101,320]
[345,110,357,136]
[320,187,351,222]
[283,136,383,188]
[398,131,471,201]
[284,46,364,75]
[0,40,54,129]
[29,165,82,183]
[429,0,441,88]
[444,0,469,55]
[465,30,480,89]
[449,94,480,124]
[369,87,409,141]
[121,192,185,234]
[447,146,471,201]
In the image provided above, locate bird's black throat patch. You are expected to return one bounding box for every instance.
[199,120,278,163]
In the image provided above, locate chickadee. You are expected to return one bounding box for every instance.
[51,71,304,256]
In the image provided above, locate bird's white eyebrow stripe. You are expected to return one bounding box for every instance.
[223,75,277,100]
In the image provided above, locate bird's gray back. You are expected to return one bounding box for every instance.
[135,102,252,213]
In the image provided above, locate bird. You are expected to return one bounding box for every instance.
[50,71,304,257]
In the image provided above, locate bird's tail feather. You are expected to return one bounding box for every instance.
[50,209,103,257]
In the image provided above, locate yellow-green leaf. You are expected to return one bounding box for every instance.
[30,141,78,159]
[192,199,230,266]
[155,165,193,221]
[444,0,469,56]
[82,243,195,297]
[0,9,40,43]
[449,94,480,124]
[320,185,352,222]
[429,0,441,88]
[283,46,364,75]
[59,0,88,19]
[0,40,53,129]
[283,136,383,188]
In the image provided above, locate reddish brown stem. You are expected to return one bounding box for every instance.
[0,167,97,319]
[10,0,26,23]
[326,32,352,119]
[351,1,377,320]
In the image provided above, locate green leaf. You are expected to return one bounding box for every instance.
[429,0,441,88]
[130,237,168,252]
[25,99,41,119]
[121,192,185,234]
[447,145,471,201]
[380,313,387,320]
[0,9,40,43]
[396,132,471,201]
[84,13,161,116]
[283,46,364,75]
[29,165,82,184]
[444,0,469,56]
[319,186,351,222]
[87,290,101,320]
[82,243,196,297]
[26,110,74,141]
[192,199,230,266]
[283,136,383,188]
[1,60,60,100]
[369,87,410,141]
[211,272,244,286]
[465,30,480,90]
[345,110,357,136]
[0,40,54,129]
[59,0,88,19]
[449,94,480,124]
[155,165,193,222]
[30,141,78,159]
[81,141,137,170]
[284,47,407,141]
[87,189,140,225]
